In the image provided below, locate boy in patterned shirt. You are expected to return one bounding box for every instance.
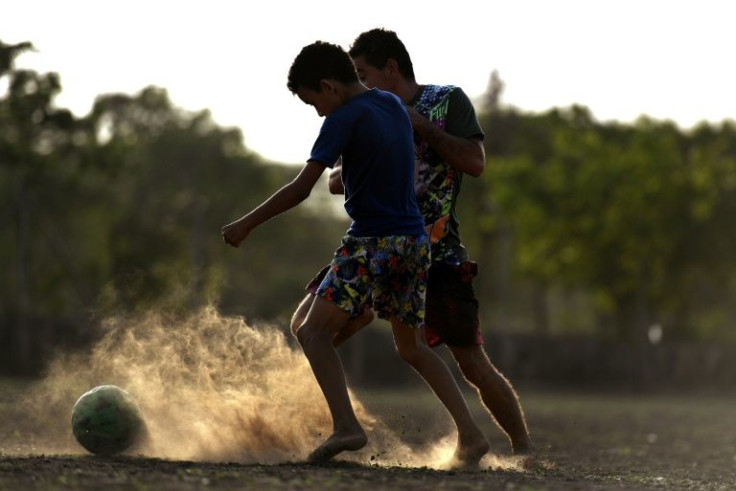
[291,29,535,457]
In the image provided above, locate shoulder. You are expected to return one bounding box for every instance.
[417,84,475,113]
[419,85,482,138]
[362,90,409,123]
[338,89,403,115]
[447,87,477,113]
[414,85,469,115]
[418,84,456,101]
[428,85,473,106]
[368,88,404,109]
[448,86,471,102]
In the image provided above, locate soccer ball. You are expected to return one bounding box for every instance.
[71,385,146,456]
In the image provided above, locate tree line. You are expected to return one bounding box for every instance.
[2,41,735,375]
[471,73,736,343]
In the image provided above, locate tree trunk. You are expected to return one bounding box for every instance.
[16,181,31,374]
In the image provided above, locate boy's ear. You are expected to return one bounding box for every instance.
[320,79,337,94]
[385,58,399,77]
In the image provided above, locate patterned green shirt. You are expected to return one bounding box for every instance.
[409,85,484,264]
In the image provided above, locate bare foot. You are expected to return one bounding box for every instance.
[512,440,536,457]
[512,444,542,471]
[307,430,368,463]
[444,436,490,470]
[333,307,374,347]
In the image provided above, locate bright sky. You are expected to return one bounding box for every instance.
[3,0,735,164]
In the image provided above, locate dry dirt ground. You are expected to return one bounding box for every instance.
[1,380,735,491]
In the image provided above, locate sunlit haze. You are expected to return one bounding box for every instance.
[3,0,735,163]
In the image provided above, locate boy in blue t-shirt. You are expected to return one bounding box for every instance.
[221,41,488,466]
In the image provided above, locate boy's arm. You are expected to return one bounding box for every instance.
[405,105,485,177]
[221,161,325,247]
[327,157,345,195]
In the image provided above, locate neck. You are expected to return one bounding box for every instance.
[342,82,369,102]
[394,79,421,104]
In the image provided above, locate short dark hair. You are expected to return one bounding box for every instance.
[349,28,415,81]
[287,41,359,93]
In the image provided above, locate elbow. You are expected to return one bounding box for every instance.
[466,160,486,178]
[296,188,312,202]
[328,182,343,195]
[462,140,486,177]
[289,181,312,203]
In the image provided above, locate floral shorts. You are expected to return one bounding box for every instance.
[313,235,430,328]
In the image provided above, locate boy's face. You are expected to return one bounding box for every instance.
[351,55,393,92]
[296,80,341,117]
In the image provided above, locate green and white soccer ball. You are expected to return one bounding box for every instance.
[71,385,146,456]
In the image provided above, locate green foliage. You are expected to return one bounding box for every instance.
[1,39,347,375]
[473,103,736,341]
[3,36,736,377]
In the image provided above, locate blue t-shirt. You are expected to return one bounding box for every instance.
[309,89,425,238]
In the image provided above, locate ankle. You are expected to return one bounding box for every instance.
[512,438,535,455]
[333,421,365,437]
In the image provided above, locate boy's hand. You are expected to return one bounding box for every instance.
[404,105,428,131]
[221,218,251,248]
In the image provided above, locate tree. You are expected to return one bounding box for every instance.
[474,95,736,342]
[0,40,349,374]
[1,39,86,372]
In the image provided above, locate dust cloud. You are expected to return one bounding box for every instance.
[15,306,474,468]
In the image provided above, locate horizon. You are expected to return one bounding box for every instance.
[3,0,735,163]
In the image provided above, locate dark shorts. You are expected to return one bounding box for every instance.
[306,259,482,347]
[424,261,482,348]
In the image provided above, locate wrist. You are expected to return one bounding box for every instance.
[239,215,256,231]
[415,117,439,141]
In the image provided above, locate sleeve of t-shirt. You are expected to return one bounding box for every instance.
[308,111,354,168]
[445,88,484,141]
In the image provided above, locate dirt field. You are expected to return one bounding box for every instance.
[1,378,734,491]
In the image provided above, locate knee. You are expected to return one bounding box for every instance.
[290,314,303,338]
[290,295,313,338]
[295,322,312,348]
[295,321,330,352]
[395,342,427,366]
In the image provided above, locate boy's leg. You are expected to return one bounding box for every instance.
[426,260,535,456]
[290,293,315,337]
[291,292,374,347]
[449,345,535,455]
[296,295,367,462]
[291,265,374,346]
[391,319,489,467]
[292,266,330,338]
[332,306,374,347]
